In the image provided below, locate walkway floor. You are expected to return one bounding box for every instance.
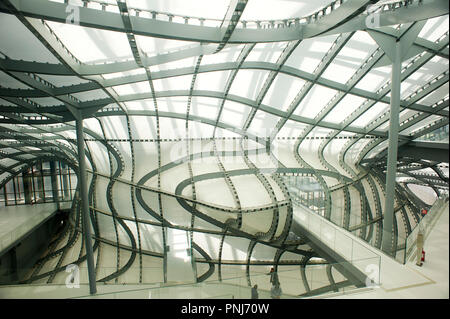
[0,203,58,256]
[329,201,449,299]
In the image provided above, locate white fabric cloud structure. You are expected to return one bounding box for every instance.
[0,0,448,296]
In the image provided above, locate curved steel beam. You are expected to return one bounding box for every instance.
[2,0,446,44]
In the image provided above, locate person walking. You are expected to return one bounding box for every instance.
[251,284,259,299]
[416,225,424,267]
[267,267,279,286]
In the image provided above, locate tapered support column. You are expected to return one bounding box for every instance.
[75,118,97,295]
[368,21,426,255]
[382,41,402,255]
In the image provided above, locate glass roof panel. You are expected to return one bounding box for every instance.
[262,73,306,112]
[47,21,132,63]
[401,56,449,99]
[0,15,60,63]
[194,70,233,93]
[38,74,91,86]
[153,74,195,92]
[28,97,63,107]
[101,115,129,139]
[72,89,109,102]
[136,35,197,57]
[102,68,146,80]
[127,0,229,20]
[186,120,215,139]
[0,98,14,105]
[0,71,32,89]
[154,97,188,114]
[418,15,449,42]
[401,115,444,136]
[351,102,389,128]
[83,118,104,137]
[112,81,151,96]
[355,65,391,92]
[201,45,243,65]
[416,83,449,106]
[158,117,186,139]
[128,115,157,140]
[285,34,339,74]
[150,56,197,73]
[213,126,241,138]
[241,0,333,21]
[322,94,367,124]
[294,84,338,118]
[124,100,154,111]
[0,147,19,155]
[247,110,280,137]
[229,69,270,101]
[220,100,252,128]
[1,158,17,166]
[246,42,289,64]
[190,97,220,120]
[322,32,378,84]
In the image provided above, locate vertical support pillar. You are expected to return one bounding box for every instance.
[382,41,401,255]
[31,165,37,203]
[50,161,60,210]
[62,163,70,200]
[10,247,18,282]
[368,21,426,256]
[36,162,45,202]
[23,169,32,205]
[75,118,97,295]
[12,176,18,205]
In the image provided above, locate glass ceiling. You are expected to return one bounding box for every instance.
[0,0,448,288]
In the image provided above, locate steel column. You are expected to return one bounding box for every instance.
[49,161,60,209]
[23,168,32,204]
[382,41,402,255]
[75,118,97,295]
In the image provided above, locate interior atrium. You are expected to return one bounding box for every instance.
[0,0,448,300]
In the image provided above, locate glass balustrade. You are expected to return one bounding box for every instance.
[0,259,380,299]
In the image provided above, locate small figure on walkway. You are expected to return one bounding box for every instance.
[270,282,282,299]
[251,284,259,299]
[267,267,279,286]
[416,225,425,267]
